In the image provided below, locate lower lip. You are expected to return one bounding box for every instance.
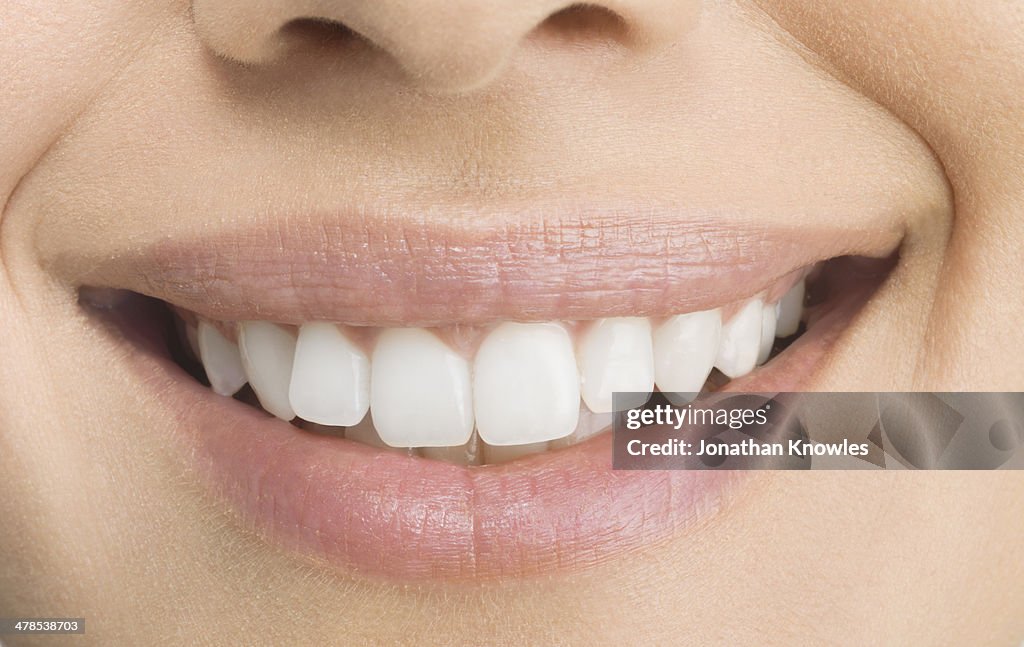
[115,278,862,581]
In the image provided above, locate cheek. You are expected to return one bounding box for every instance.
[0,2,175,204]
[755,0,1024,388]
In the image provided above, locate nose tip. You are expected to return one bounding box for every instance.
[337,2,566,93]
[191,0,700,94]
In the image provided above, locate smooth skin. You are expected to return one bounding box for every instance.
[1,1,1023,645]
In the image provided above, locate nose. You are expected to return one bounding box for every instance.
[191,0,701,93]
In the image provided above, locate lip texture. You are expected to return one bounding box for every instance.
[132,298,838,580]
[72,208,899,580]
[196,402,737,580]
[55,209,900,326]
[92,248,885,581]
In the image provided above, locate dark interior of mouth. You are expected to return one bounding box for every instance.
[78,253,896,462]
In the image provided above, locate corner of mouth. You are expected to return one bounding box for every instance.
[73,212,900,580]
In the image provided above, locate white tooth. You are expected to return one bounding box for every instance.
[775,279,805,337]
[483,441,549,464]
[578,317,654,413]
[715,300,763,378]
[238,321,297,420]
[370,328,474,448]
[185,322,200,359]
[757,303,777,365]
[289,323,370,427]
[653,308,721,395]
[198,321,247,396]
[473,322,580,445]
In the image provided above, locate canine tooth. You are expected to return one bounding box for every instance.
[370,328,474,448]
[483,441,550,464]
[473,322,580,445]
[757,303,777,365]
[715,300,762,378]
[653,309,721,395]
[776,279,805,337]
[238,322,297,420]
[578,317,654,413]
[198,321,247,396]
[289,323,370,427]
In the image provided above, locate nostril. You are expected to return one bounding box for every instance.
[191,0,666,92]
[280,17,365,53]
[537,3,631,45]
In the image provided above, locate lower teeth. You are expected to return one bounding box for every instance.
[292,401,616,464]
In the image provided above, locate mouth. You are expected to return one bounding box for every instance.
[71,211,898,580]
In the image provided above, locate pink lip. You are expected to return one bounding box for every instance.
[79,211,896,580]
[61,209,899,326]
[175,372,744,580]
[195,405,738,579]
[103,283,864,581]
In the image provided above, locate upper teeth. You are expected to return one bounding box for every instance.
[197,280,805,452]
[473,322,581,446]
[715,298,764,379]
[196,321,247,397]
[371,327,474,447]
[290,322,370,427]
[237,320,297,420]
[652,308,721,396]
[775,279,805,337]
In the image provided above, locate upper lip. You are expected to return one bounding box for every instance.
[57,207,901,326]
[68,201,902,581]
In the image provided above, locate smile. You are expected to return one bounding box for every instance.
[171,270,806,462]
[71,211,899,579]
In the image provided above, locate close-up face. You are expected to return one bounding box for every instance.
[1,0,1023,644]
